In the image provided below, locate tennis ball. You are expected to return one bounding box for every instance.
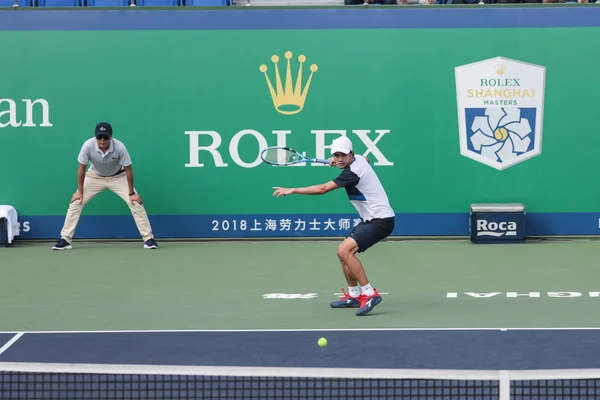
[318,337,327,347]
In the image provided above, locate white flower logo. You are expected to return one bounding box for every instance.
[470,108,533,164]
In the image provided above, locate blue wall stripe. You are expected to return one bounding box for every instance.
[6,212,600,241]
[1,8,600,31]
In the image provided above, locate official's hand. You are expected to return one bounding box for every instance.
[273,187,294,198]
[71,190,83,204]
[130,193,143,205]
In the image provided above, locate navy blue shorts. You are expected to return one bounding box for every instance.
[346,217,395,253]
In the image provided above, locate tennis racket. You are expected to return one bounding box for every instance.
[260,146,331,166]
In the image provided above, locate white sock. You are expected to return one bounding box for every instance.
[349,286,360,298]
[361,283,374,296]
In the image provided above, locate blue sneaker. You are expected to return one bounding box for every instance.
[356,289,382,316]
[144,239,159,249]
[52,238,72,251]
[330,288,361,308]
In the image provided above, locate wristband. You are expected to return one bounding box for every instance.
[129,192,135,196]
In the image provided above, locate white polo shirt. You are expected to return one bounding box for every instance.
[333,155,395,222]
[77,138,132,177]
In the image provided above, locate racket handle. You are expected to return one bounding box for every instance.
[316,158,331,165]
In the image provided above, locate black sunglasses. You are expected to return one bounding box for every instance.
[96,134,110,141]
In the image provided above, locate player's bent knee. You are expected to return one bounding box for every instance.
[336,246,346,261]
[337,239,358,262]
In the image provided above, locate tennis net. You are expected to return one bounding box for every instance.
[1,362,600,399]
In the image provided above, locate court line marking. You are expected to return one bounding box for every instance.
[0,332,24,356]
[1,327,600,334]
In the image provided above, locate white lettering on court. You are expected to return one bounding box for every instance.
[464,292,502,298]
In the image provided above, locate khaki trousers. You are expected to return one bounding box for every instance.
[60,168,154,243]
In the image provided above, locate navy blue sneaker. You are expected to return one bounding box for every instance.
[144,239,159,249]
[356,289,382,316]
[52,238,72,251]
[330,288,361,308]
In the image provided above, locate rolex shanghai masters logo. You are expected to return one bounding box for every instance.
[455,57,546,170]
[259,51,318,115]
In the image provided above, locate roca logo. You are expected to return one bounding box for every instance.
[476,219,517,237]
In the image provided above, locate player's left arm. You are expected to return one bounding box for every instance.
[273,181,340,198]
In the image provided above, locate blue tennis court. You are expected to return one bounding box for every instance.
[2,329,600,370]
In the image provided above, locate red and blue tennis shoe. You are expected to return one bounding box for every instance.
[330,288,362,308]
[355,289,382,316]
[330,288,382,316]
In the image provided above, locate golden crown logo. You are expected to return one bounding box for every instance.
[259,51,318,115]
[496,64,505,75]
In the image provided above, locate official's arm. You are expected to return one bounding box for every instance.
[77,163,86,194]
[124,165,135,195]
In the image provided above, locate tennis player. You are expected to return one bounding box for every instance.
[52,122,158,250]
[272,136,395,316]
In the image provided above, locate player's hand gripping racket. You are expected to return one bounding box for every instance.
[260,146,331,166]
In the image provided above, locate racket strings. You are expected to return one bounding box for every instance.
[263,148,300,165]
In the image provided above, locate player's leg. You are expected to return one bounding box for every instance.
[330,237,363,308]
[54,170,105,249]
[341,223,364,289]
[342,218,394,316]
[337,237,370,288]
[341,258,358,292]
[334,236,382,315]
[108,174,157,249]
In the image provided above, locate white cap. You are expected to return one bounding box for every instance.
[330,136,353,155]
